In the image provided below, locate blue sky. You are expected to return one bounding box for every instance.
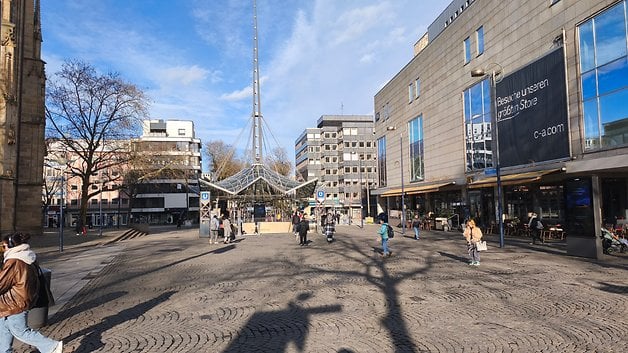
[41,0,450,170]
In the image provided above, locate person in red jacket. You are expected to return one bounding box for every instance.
[0,232,63,353]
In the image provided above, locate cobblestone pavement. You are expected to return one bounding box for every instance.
[16,225,627,353]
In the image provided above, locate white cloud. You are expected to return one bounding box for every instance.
[159,65,210,86]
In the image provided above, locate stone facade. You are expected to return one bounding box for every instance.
[0,0,46,235]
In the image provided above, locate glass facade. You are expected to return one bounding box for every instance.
[378,136,387,187]
[579,1,628,150]
[408,116,424,182]
[463,79,493,171]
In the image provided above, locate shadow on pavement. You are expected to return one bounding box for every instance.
[437,251,469,264]
[222,292,341,353]
[51,291,127,326]
[64,291,175,352]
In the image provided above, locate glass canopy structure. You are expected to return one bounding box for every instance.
[199,164,317,202]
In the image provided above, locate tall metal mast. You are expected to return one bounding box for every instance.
[252,0,263,164]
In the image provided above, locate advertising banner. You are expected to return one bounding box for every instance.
[495,47,569,167]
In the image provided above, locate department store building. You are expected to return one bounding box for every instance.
[373,0,628,258]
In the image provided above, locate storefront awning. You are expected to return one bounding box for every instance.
[380,182,455,197]
[468,169,563,189]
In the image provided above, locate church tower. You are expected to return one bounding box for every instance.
[0,0,46,234]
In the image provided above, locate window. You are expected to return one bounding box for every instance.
[578,1,628,150]
[378,136,387,186]
[408,115,425,182]
[464,37,471,64]
[463,79,493,171]
[408,83,414,103]
[415,78,421,98]
[476,26,484,55]
[71,185,78,191]
[178,128,186,136]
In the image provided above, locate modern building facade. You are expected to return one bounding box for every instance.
[295,115,378,221]
[130,119,202,225]
[0,0,46,235]
[374,0,628,257]
[44,139,132,231]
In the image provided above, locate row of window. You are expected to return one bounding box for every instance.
[381,1,627,187]
[464,26,484,64]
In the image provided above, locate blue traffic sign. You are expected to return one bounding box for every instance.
[316,190,325,200]
[201,192,210,200]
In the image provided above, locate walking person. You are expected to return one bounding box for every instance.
[463,219,483,266]
[291,212,300,235]
[222,216,232,244]
[412,215,421,240]
[378,216,391,257]
[298,215,309,246]
[0,232,63,353]
[209,215,220,245]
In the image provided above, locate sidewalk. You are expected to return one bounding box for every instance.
[29,228,128,318]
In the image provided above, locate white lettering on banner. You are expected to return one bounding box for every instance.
[496,78,549,122]
[534,123,565,139]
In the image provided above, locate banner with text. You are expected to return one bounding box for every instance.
[495,47,569,167]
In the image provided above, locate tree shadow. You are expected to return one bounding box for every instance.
[222,292,341,353]
[64,291,175,352]
[49,291,127,325]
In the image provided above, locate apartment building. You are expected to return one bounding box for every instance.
[295,115,377,221]
[374,0,628,257]
[130,120,202,225]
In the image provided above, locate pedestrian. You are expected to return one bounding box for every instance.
[412,215,421,240]
[528,212,543,244]
[223,217,232,244]
[324,219,335,243]
[209,215,220,245]
[0,232,63,353]
[291,212,300,235]
[463,219,483,266]
[298,215,309,246]
[378,216,391,257]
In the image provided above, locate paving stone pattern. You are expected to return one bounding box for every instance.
[17,226,627,352]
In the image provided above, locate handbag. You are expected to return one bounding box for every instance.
[476,240,488,252]
[33,263,55,307]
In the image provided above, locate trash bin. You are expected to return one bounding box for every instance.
[27,268,52,329]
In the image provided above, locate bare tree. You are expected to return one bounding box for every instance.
[45,59,149,228]
[205,140,244,180]
[266,146,292,176]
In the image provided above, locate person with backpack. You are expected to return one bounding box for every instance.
[0,232,63,353]
[378,216,392,257]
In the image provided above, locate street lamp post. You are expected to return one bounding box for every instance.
[358,156,363,228]
[471,63,504,248]
[59,172,65,252]
[99,178,103,237]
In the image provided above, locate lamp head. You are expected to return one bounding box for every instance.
[470,68,486,77]
[386,126,397,131]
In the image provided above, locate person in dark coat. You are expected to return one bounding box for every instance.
[298,216,310,246]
